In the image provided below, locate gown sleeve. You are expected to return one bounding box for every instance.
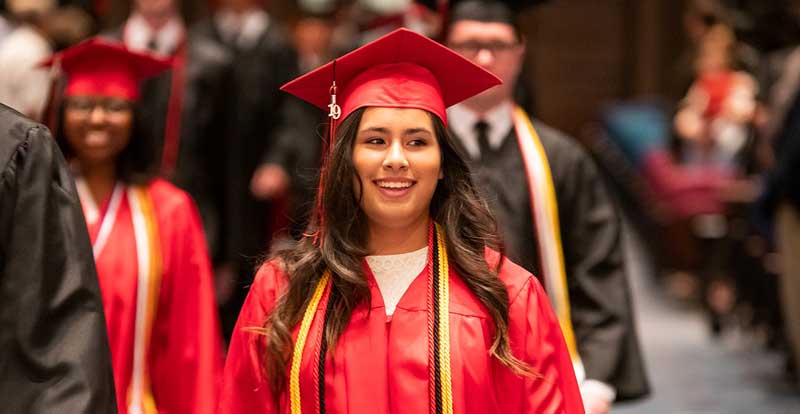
[508,272,585,414]
[218,262,283,414]
[0,119,117,413]
[149,190,224,414]
[553,136,649,400]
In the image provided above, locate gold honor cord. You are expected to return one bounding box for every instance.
[290,270,331,414]
[434,224,453,414]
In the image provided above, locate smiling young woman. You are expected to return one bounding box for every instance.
[352,107,443,255]
[44,38,223,414]
[219,29,583,414]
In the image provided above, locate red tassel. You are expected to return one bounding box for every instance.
[160,40,187,178]
[312,60,341,246]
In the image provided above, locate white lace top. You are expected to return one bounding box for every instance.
[365,246,428,316]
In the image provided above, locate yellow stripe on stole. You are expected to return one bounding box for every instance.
[434,224,453,414]
[127,187,162,414]
[512,107,584,377]
[290,270,331,414]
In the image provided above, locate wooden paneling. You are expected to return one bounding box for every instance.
[518,0,686,137]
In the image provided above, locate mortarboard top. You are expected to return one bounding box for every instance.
[41,37,172,101]
[280,27,501,126]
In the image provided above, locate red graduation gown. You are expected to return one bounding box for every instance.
[219,251,584,414]
[84,179,223,414]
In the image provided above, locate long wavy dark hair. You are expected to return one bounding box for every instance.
[261,107,531,398]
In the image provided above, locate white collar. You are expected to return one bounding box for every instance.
[124,13,185,56]
[366,246,428,316]
[214,9,269,49]
[447,101,514,159]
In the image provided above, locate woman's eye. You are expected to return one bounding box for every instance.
[408,138,427,146]
[366,138,385,145]
[106,100,132,113]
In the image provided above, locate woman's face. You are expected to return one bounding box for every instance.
[63,95,134,167]
[352,107,443,231]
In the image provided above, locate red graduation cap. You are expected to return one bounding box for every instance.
[281,28,500,244]
[41,37,172,101]
[280,27,501,127]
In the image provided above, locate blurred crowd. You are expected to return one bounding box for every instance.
[0,0,456,339]
[595,0,800,390]
[1,0,799,401]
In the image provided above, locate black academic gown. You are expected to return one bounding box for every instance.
[455,118,650,401]
[102,26,234,263]
[0,104,117,413]
[191,17,324,337]
[192,16,303,265]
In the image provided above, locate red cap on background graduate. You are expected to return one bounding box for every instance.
[279,27,501,241]
[41,37,172,101]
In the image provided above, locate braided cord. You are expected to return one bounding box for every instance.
[290,270,331,414]
[434,224,453,414]
[317,288,335,414]
[432,228,442,414]
[426,224,438,412]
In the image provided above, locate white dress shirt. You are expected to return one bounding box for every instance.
[447,101,514,159]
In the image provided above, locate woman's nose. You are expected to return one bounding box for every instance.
[88,106,108,125]
[475,48,495,67]
[383,140,409,171]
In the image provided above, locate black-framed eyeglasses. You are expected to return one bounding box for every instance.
[64,96,134,115]
[448,41,521,59]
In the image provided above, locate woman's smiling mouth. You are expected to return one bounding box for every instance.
[374,179,416,197]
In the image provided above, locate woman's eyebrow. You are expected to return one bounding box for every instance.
[404,128,432,135]
[358,126,432,135]
[359,126,390,134]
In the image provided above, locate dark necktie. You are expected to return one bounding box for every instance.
[474,120,492,161]
[146,37,158,52]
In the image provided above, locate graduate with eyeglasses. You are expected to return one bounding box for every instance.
[43,38,223,414]
[443,1,649,412]
[219,28,583,414]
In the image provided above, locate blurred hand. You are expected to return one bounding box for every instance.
[674,108,706,142]
[582,392,612,414]
[718,177,759,203]
[214,263,237,305]
[581,380,615,414]
[250,163,290,200]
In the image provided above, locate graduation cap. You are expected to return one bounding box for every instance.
[280,27,500,127]
[41,37,172,101]
[280,27,500,242]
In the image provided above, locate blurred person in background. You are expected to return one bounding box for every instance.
[192,0,307,340]
[103,0,234,273]
[672,22,761,334]
[758,0,800,386]
[763,75,800,390]
[0,0,56,121]
[0,103,118,413]
[0,0,94,121]
[44,38,222,414]
[338,0,442,47]
[444,1,649,412]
